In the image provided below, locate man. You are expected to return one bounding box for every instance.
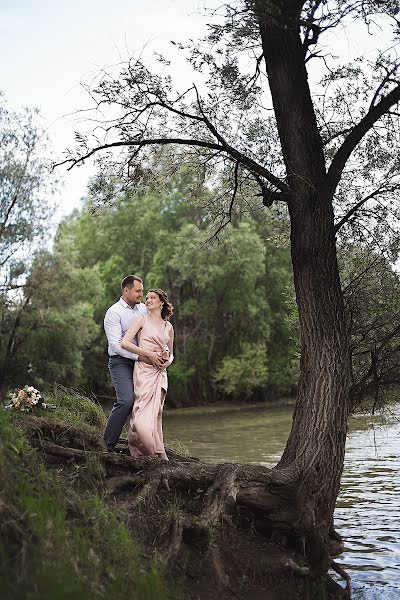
[103,274,164,452]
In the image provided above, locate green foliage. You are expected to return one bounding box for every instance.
[214,342,269,398]
[54,180,293,404]
[5,163,397,407]
[2,166,299,404]
[262,241,299,397]
[0,95,58,401]
[0,410,168,600]
[339,248,400,409]
[0,236,101,398]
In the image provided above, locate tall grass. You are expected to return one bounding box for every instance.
[45,384,107,431]
[0,395,168,600]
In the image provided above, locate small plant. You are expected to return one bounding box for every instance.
[166,438,191,457]
[166,493,185,520]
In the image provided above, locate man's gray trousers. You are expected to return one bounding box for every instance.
[104,355,135,450]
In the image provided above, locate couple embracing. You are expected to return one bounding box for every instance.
[103,275,174,460]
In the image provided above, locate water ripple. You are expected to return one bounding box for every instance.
[164,403,400,598]
[333,409,400,596]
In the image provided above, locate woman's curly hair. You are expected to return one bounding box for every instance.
[147,288,174,320]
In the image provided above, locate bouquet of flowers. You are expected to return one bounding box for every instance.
[5,385,56,412]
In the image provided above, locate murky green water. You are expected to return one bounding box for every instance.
[163,403,400,599]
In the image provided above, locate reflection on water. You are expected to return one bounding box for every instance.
[165,404,293,467]
[163,403,400,598]
[335,410,400,599]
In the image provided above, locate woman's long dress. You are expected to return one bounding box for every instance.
[128,317,169,458]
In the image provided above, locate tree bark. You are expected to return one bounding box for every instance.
[282,195,351,567]
[254,1,352,568]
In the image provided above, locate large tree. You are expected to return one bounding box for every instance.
[0,95,56,401]
[58,0,400,593]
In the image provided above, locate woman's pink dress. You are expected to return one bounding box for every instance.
[128,316,169,458]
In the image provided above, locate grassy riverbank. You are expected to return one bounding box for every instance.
[0,387,168,600]
[1,386,348,600]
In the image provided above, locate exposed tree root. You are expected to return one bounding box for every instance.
[131,478,162,510]
[104,474,144,493]
[331,561,351,599]
[197,463,239,528]
[27,419,351,599]
[285,556,351,598]
[166,515,185,565]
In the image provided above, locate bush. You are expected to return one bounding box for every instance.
[213,342,269,399]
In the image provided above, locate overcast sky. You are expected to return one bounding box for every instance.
[0,0,211,220]
[0,1,394,224]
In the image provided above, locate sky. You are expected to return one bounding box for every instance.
[0,0,211,221]
[0,1,396,225]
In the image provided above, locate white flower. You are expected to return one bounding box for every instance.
[7,385,44,412]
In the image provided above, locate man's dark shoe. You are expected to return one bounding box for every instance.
[107,446,125,454]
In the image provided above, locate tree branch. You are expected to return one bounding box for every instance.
[55,138,225,170]
[325,83,400,198]
[369,64,399,112]
[252,172,290,206]
[202,161,240,244]
[57,117,289,196]
[192,84,290,194]
[334,184,399,232]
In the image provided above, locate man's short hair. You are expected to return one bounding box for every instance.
[121,275,143,291]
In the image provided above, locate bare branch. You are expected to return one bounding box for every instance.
[325,82,400,198]
[369,63,399,111]
[228,161,240,223]
[245,52,264,90]
[252,172,289,206]
[301,0,324,53]
[201,162,241,245]
[334,184,400,232]
[55,138,225,170]
[192,84,290,193]
[58,83,290,196]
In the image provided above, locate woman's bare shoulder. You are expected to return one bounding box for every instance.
[133,314,145,328]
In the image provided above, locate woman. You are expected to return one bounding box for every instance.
[121,288,174,460]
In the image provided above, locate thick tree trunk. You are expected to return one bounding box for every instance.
[281,195,352,566]
[253,1,353,567]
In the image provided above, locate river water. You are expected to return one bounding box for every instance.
[163,403,400,599]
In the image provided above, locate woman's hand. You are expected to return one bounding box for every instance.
[145,350,167,369]
[160,349,173,369]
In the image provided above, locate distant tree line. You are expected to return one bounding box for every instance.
[0,97,399,409]
[2,169,299,405]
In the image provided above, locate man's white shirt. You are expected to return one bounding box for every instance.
[104,298,147,360]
